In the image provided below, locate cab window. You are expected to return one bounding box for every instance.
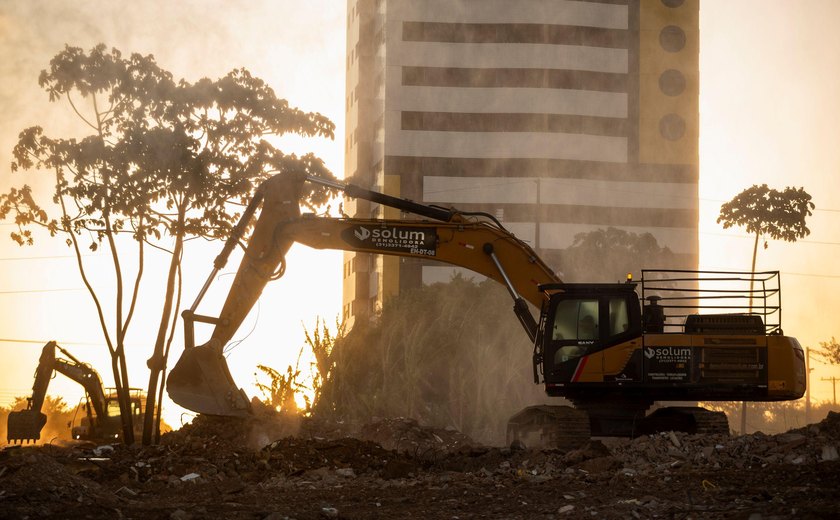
[106,399,121,417]
[609,298,630,336]
[552,299,599,341]
[552,299,599,364]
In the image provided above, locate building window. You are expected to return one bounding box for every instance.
[659,113,686,141]
[658,69,686,96]
[659,25,686,53]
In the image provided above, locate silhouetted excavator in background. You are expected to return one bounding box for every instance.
[167,172,806,447]
[7,341,145,444]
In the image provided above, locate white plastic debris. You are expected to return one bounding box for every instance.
[92,445,115,457]
[668,432,682,448]
[618,499,642,505]
[114,486,138,497]
[821,446,839,461]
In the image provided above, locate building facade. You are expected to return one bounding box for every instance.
[344,0,699,325]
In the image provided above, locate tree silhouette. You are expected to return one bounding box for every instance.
[0,44,336,444]
[815,337,840,365]
[557,227,676,282]
[717,184,814,287]
[717,184,814,434]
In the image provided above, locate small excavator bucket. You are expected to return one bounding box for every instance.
[167,345,251,417]
[6,409,47,444]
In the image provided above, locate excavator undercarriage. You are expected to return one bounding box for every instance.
[506,403,730,449]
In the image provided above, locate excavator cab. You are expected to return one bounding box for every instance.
[69,391,145,441]
[539,283,643,388]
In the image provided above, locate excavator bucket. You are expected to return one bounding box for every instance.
[6,409,47,444]
[167,345,251,417]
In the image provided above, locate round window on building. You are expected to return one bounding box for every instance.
[659,114,686,141]
[659,25,686,52]
[661,0,685,7]
[659,69,686,96]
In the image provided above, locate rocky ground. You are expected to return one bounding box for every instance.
[1,412,839,519]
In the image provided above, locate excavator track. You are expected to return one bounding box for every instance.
[640,406,730,436]
[506,405,591,450]
[687,408,731,435]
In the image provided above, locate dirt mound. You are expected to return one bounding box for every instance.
[162,404,303,451]
[261,436,421,480]
[357,417,476,457]
[1,412,839,519]
[0,448,122,517]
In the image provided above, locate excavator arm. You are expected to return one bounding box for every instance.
[7,341,109,443]
[167,172,560,416]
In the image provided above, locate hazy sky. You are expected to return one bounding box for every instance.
[0,0,838,426]
[697,0,840,399]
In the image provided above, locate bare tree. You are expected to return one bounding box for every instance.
[0,44,336,444]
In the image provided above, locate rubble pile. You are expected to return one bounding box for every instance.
[0,412,837,519]
[260,436,421,481]
[0,450,121,516]
[611,416,840,474]
[358,417,476,458]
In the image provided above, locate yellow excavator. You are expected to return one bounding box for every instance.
[167,172,806,445]
[7,341,145,444]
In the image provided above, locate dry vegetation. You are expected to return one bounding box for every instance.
[284,275,550,446]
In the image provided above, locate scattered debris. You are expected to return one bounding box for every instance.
[0,411,838,518]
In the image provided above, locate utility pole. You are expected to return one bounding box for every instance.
[822,376,839,405]
[740,401,747,435]
[806,346,812,424]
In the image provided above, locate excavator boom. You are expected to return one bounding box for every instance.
[6,341,58,443]
[167,173,559,416]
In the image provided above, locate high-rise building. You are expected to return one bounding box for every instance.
[344,0,698,325]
